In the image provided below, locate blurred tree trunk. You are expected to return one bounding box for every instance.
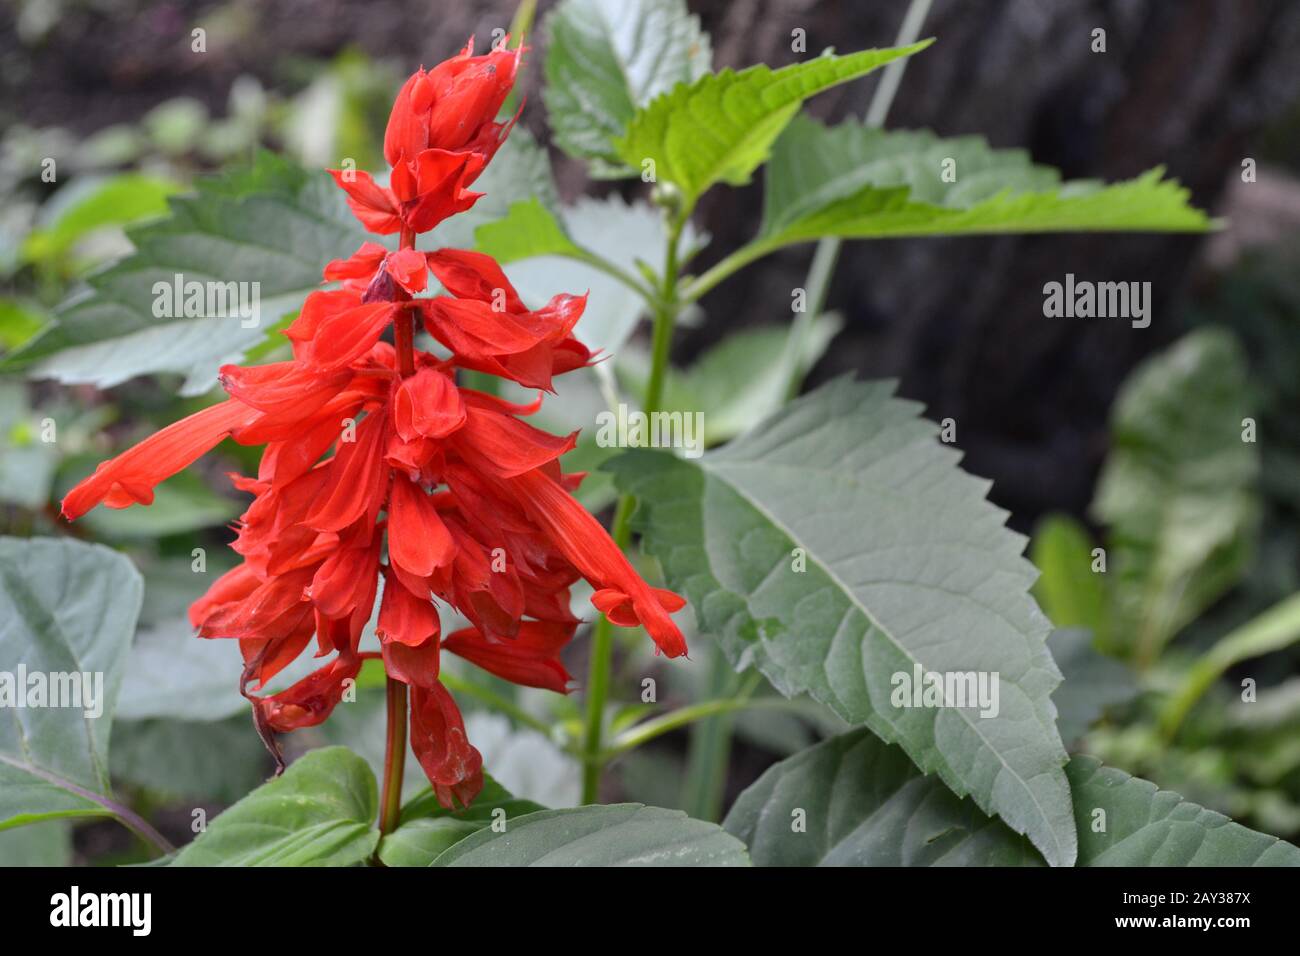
[670,0,1300,527]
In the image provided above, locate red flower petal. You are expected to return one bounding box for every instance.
[409,682,483,809]
[508,468,688,657]
[426,249,526,312]
[305,408,391,533]
[443,620,575,693]
[393,366,466,441]
[327,169,401,234]
[387,475,455,578]
[61,398,259,520]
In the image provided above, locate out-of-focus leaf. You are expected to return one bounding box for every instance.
[1092,327,1259,664]
[1030,513,1110,644]
[1162,593,1300,738]
[21,175,179,267]
[0,382,58,509]
[1048,628,1138,750]
[110,716,269,804]
[69,468,240,540]
[0,299,48,352]
[607,377,1077,866]
[3,152,367,395]
[0,537,142,829]
[543,0,711,177]
[433,803,750,866]
[170,747,378,866]
[620,317,841,446]
[0,820,73,865]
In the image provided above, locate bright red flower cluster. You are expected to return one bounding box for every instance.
[62,38,687,809]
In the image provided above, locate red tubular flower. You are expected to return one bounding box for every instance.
[60,36,687,810]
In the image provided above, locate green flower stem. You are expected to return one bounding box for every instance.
[377,676,408,842]
[580,212,687,804]
[603,695,807,761]
[580,494,635,801]
[565,248,662,306]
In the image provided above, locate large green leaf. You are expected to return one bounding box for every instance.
[3,153,366,394]
[1091,327,1259,663]
[747,117,1208,255]
[543,0,711,177]
[725,730,1300,866]
[613,42,932,209]
[432,803,750,866]
[170,746,378,866]
[0,536,142,829]
[377,773,545,867]
[606,377,1077,866]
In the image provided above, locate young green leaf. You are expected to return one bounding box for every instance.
[432,803,750,866]
[1092,327,1259,664]
[1161,593,1300,738]
[544,0,712,177]
[605,376,1078,866]
[0,537,142,830]
[613,41,933,209]
[1048,629,1138,750]
[170,747,379,866]
[1030,513,1111,643]
[725,730,1300,866]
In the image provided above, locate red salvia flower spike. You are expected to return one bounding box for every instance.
[60,36,689,803]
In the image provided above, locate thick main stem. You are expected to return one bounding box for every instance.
[580,216,685,804]
[376,225,418,855]
[378,677,409,838]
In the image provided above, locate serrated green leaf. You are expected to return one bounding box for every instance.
[432,803,750,866]
[543,0,711,177]
[4,152,367,395]
[750,117,1209,253]
[377,773,545,867]
[725,730,1300,866]
[605,376,1077,866]
[1092,327,1259,663]
[614,42,932,207]
[1031,513,1110,642]
[170,746,378,866]
[0,536,142,830]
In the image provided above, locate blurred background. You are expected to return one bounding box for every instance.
[1,0,1299,864]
